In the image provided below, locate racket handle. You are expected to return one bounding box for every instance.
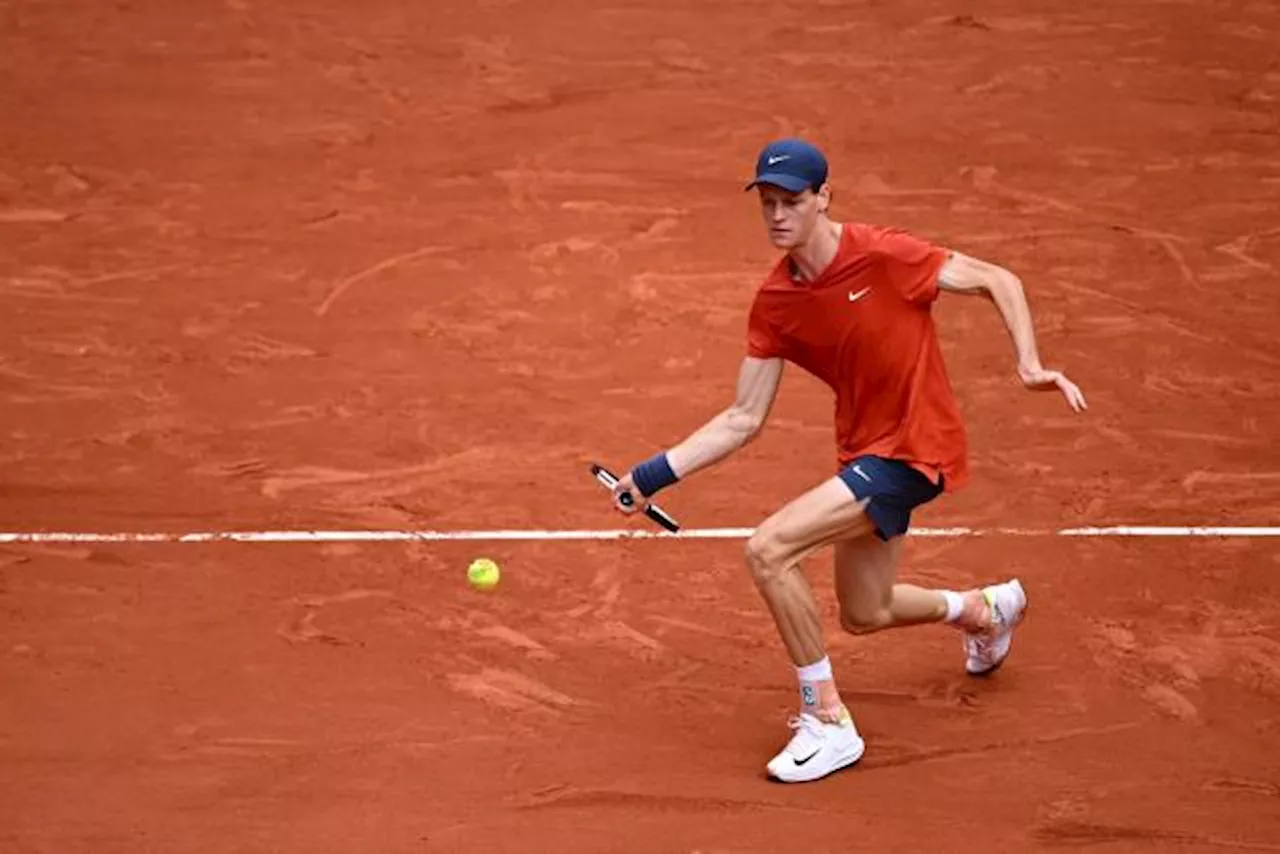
[645,505,680,532]
[591,462,681,533]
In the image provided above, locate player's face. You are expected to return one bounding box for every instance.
[757,184,828,249]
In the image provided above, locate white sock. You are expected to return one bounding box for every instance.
[941,590,965,623]
[795,656,834,710]
[796,656,833,683]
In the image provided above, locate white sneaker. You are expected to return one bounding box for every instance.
[964,579,1028,675]
[766,710,865,783]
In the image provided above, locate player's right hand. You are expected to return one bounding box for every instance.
[611,471,647,515]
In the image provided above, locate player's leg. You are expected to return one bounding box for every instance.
[834,533,978,632]
[744,476,874,670]
[743,475,875,783]
[834,455,1029,674]
[744,475,875,705]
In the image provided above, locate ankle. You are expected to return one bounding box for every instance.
[796,656,844,718]
[814,703,848,724]
[954,589,992,632]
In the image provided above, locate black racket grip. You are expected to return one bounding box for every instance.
[644,503,681,533]
[591,463,681,533]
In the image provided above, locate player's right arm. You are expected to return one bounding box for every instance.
[612,356,783,512]
[668,355,783,476]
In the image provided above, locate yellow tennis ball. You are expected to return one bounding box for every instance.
[467,557,500,591]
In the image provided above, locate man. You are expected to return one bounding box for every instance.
[611,138,1087,783]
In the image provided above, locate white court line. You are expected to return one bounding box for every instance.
[0,526,1278,544]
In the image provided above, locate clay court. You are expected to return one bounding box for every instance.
[3,0,1280,851]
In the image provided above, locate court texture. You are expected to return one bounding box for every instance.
[2,0,1278,851]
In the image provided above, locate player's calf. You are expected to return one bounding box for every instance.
[742,528,831,675]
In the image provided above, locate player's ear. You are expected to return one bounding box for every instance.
[817,182,832,213]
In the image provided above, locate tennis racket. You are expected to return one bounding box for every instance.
[590,463,681,533]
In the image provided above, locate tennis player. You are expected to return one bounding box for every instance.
[610,138,1087,783]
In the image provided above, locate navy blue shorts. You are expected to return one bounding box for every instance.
[837,456,944,541]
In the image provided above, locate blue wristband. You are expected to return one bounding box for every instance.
[631,452,679,498]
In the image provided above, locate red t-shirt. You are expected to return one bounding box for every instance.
[746,222,968,491]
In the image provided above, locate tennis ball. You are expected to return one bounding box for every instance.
[467,557,500,591]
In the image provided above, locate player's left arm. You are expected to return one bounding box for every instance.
[937,251,1087,412]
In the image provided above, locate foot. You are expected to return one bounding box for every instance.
[766,709,865,783]
[963,579,1028,675]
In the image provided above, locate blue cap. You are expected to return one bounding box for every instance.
[745,138,829,193]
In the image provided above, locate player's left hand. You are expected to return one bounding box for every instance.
[1018,364,1087,412]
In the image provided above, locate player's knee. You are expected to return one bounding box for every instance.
[840,605,891,635]
[744,529,786,586]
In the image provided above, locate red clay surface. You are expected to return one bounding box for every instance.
[3,0,1280,851]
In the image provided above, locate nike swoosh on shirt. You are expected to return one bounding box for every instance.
[848,287,871,303]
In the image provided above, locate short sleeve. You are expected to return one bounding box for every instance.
[870,226,950,305]
[746,291,785,359]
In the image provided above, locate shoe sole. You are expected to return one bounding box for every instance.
[967,653,1009,677]
[766,738,866,784]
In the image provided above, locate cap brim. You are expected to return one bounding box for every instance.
[744,173,810,193]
